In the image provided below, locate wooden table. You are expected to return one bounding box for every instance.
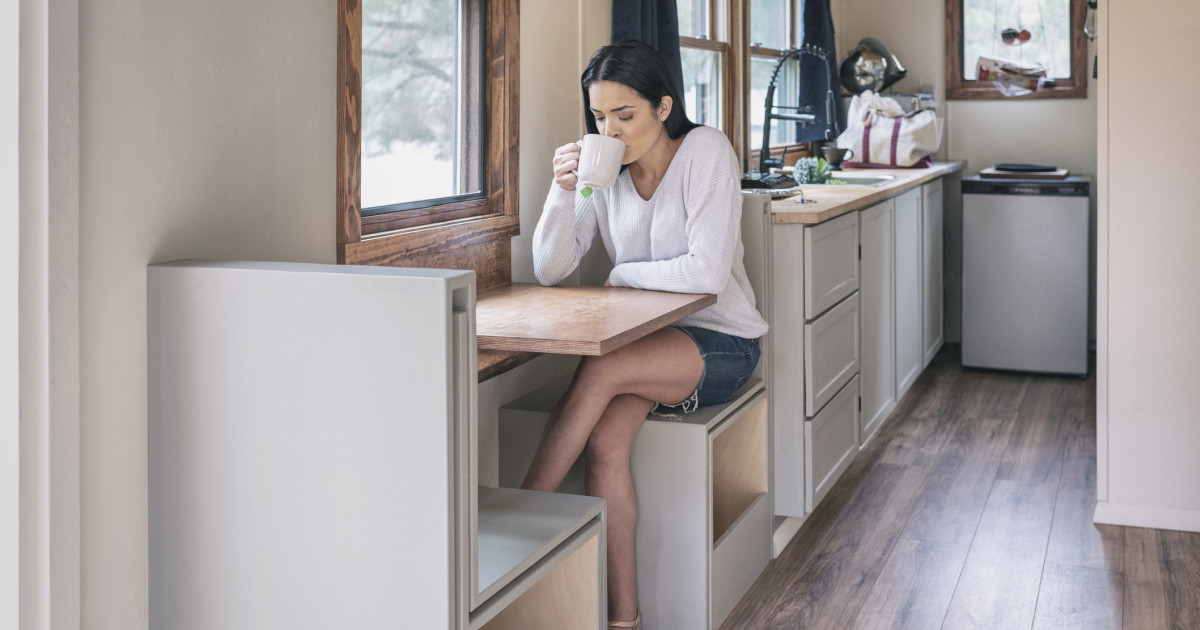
[476,283,716,380]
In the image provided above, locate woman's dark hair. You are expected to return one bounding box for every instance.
[581,40,699,140]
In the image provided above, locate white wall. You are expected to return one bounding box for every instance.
[833,0,1097,176]
[1094,0,1200,532]
[3,0,19,623]
[70,0,612,625]
[79,1,334,627]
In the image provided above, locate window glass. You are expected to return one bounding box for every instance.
[750,0,790,49]
[962,0,1073,80]
[361,0,481,210]
[680,47,722,130]
[676,0,711,39]
[750,56,800,146]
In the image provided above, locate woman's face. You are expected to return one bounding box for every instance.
[587,80,672,166]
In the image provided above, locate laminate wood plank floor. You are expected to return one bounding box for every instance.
[722,347,1200,630]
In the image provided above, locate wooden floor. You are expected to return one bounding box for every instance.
[722,347,1200,630]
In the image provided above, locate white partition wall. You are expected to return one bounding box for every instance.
[149,261,476,629]
[1094,0,1200,533]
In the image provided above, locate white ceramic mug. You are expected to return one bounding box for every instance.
[575,134,626,193]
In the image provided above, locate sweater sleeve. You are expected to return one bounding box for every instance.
[607,132,742,295]
[532,184,600,286]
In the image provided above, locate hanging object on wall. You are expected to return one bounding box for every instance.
[1084,0,1099,78]
[993,0,1044,46]
[838,37,907,94]
[999,26,1035,45]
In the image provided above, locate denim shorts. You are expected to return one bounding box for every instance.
[650,326,762,418]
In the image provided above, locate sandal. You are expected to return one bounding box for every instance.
[608,609,641,629]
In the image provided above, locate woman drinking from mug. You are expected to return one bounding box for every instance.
[524,40,768,630]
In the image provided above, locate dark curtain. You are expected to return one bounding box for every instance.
[797,0,843,142]
[611,0,685,98]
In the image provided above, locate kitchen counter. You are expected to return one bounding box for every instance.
[769,161,964,225]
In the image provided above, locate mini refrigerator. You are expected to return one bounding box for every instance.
[961,176,1090,375]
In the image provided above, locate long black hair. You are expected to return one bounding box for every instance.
[581,40,699,140]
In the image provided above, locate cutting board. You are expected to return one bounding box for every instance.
[979,167,1070,179]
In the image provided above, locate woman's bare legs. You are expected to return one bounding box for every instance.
[585,393,653,623]
[520,327,703,622]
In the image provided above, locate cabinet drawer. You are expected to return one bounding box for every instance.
[804,211,860,319]
[804,293,860,417]
[804,375,860,512]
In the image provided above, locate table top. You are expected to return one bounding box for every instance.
[476,283,716,357]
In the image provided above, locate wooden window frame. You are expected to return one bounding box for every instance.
[946,0,1088,100]
[337,0,520,291]
[678,0,747,163]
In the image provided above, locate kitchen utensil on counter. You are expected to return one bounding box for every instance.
[821,145,855,170]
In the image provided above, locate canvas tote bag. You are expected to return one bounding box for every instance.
[836,91,942,168]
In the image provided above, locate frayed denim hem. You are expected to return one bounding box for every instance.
[649,389,700,419]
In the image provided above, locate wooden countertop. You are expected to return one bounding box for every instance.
[769,161,964,225]
[475,283,716,378]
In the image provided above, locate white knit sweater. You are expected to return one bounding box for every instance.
[533,126,769,340]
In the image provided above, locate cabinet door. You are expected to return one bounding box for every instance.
[804,293,860,417]
[804,375,860,512]
[859,200,895,446]
[804,211,859,319]
[894,187,923,400]
[921,179,944,367]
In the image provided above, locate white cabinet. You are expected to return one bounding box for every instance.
[921,179,945,366]
[894,188,923,400]
[858,199,896,446]
[751,175,945,533]
[770,209,861,518]
[805,375,861,510]
[804,211,860,319]
[804,292,860,416]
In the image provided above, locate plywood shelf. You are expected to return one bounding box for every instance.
[474,486,605,608]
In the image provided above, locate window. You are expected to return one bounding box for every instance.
[747,0,809,168]
[360,1,482,213]
[677,0,729,132]
[947,0,1087,99]
[337,0,519,290]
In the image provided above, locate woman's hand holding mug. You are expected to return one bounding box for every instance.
[552,142,581,191]
[553,135,625,198]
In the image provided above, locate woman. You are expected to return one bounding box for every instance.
[526,40,768,630]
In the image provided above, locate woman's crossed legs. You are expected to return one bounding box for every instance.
[520,327,703,624]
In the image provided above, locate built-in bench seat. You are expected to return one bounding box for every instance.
[499,375,771,630]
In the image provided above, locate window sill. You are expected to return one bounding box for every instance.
[946,83,1087,100]
[340,214,520,290]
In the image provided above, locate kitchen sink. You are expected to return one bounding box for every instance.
[812,174,898,187]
